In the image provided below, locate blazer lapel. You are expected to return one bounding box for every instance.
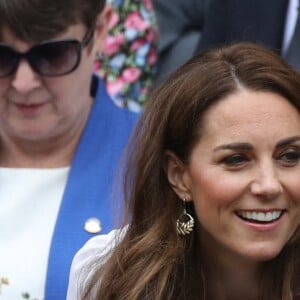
[45,78,137,299]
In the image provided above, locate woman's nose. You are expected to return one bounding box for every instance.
[250,167,283,200]
[11,60,41,94]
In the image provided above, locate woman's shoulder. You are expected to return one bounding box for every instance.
[67,227,126,299]
[73,227,122,266]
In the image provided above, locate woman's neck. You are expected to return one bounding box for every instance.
[197,234,262,300]
[202,260,260,300]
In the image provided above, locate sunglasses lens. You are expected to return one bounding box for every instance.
[0,45,18,77]
[30,41,81,76]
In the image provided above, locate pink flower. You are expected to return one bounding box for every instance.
[93,59,102,72]
[143,0,153,10]
[124,12,148,31]
[103,33,125,56]
[146,29,158,42]
[106,78,126,95]
[130,39,145,52]
[122,67,142,83]
[148,48,157,66]
[107,10,120,29]
[141,87,149,95]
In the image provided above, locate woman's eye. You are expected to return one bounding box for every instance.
[278,149,300,166]
[220,154,249,166]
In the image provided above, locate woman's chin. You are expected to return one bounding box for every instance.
[242,244,285,263]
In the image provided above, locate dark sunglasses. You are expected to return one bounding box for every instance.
[0,29,94,78]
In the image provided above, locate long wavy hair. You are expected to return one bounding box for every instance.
[83,42,300,300]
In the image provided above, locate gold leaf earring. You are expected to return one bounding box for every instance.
[176,198,195,236]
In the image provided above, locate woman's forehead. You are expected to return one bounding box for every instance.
[196,89,300,147]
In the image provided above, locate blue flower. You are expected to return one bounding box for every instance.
[135,55,146,67]
[125,28,139,41]
[140,6,151,21]
[136,43,150,57]
[111,0,124,7]
[110,53,126,70]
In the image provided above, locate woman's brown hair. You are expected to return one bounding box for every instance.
[83,42,300,299]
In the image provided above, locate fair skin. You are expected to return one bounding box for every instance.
[166,89,300,299]
[0,7,111,167]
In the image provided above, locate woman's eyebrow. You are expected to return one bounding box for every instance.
[213,143,253,152]
[276,136,300,148]
[213,136,300,152]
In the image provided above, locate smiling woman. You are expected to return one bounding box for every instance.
[67,42,300,300]
[177,90,300,264]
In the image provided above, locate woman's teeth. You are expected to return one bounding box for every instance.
[236,210,283,223]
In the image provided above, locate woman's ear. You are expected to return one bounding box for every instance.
[93,4,113,52]
[164,150,192,201]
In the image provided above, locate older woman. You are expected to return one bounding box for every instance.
[68,43,300,300]
[0,1,137,299]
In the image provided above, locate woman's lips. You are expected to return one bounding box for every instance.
[14,102,45,116]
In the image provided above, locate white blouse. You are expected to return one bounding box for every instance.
[67,228,123,300]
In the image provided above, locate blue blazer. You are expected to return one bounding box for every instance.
[44,77,138,299]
